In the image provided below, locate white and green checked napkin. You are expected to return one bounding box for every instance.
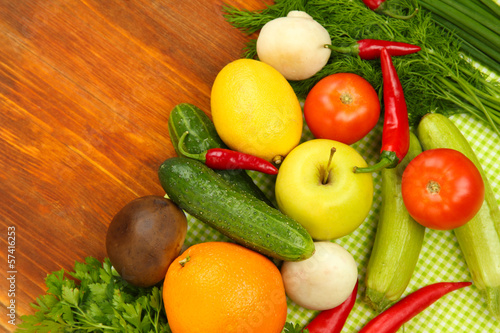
[181,106,500,332]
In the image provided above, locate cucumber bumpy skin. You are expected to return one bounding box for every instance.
[417,113,500,320]
[167,103,274,206]
[365,131,426,312]
[158,157,315,262]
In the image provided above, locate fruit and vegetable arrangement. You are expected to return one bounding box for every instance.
[17,0,500,332]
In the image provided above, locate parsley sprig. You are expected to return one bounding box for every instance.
[17,257,171,332]
[284,322,309,333]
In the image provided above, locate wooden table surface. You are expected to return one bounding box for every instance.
[0,1,270,331]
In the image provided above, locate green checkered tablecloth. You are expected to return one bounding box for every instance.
[180,91,500,332]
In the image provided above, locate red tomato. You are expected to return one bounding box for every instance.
[401,148,485,230]
[303,73,380,145]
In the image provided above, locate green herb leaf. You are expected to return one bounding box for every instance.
[283,321,308,333]
[45,269,72,297]
[17,257,171,332]
[61,286,80,306]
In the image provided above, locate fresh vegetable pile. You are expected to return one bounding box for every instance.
[224,0,500,134]
[17,0,500,332]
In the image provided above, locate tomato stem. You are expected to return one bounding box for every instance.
[340,92,353,105]
[426,180,441,194]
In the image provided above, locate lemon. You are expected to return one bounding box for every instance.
[210,59,303,163]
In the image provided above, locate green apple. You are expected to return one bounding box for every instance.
[275,139,373,240]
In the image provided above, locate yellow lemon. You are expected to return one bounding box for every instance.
[210,59,303,163]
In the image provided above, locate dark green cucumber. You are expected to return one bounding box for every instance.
[168,103,274,206]
[158,157,315,261]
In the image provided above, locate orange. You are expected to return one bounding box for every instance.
[163,241,287,333]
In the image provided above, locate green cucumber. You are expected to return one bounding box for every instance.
[417,113,500,320]
[168,103,274,206]
[158,157,315,262]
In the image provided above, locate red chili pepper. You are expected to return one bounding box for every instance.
[354,48,410,173]
[358,281,472,333]
[325,39,421,60]
[303,281,358,333]
[362,0,418,20]
[177,131,278,175]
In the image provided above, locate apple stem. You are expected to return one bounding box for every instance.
[323,147,336,184]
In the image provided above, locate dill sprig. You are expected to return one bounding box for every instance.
[223,0,500,133]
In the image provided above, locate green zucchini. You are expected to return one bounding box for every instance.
[158,157,315,262]
[365,131,426,312]
[417,113,500,320]
[167,103,274,206]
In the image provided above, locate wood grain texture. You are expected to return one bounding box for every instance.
[0,1,268,331]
